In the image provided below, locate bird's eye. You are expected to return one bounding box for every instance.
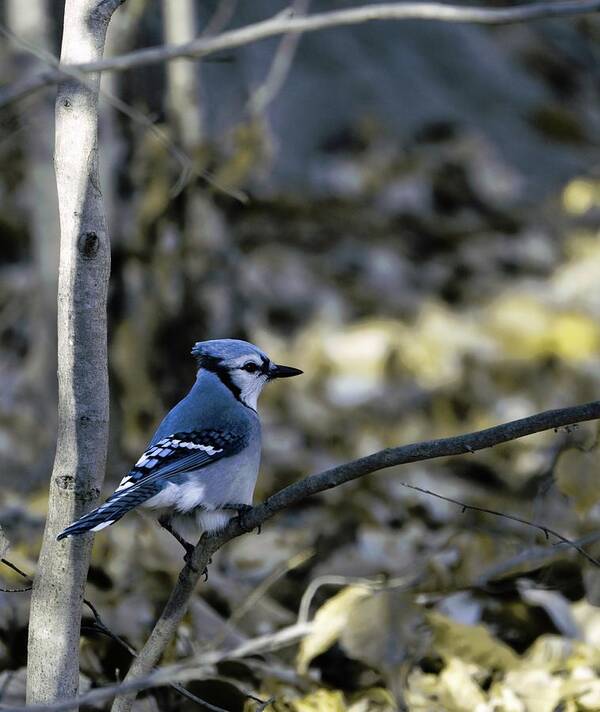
[242,362,259,373]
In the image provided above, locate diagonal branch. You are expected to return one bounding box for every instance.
[111,398,600,711]
[2,0,599,108]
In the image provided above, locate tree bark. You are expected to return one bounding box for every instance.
[26,0,120,704]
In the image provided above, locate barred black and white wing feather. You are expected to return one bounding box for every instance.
[57,430,245,540]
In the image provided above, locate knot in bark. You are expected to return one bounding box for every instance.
[79,232,100,259]
[55,476,100,502]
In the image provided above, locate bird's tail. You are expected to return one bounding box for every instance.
[57,482,160,540]
[57,503,123,540]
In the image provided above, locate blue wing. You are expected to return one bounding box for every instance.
[57,430,245,540]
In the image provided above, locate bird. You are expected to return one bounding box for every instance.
[57,339,302,563]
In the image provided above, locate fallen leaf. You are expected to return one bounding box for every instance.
[297,586,372,674]
[427,611,520,671]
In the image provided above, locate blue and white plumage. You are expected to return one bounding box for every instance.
[57,339,302,553]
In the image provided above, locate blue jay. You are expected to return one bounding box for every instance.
[57,339,302,560]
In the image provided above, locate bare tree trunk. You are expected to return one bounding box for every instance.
[161,0,204,148]
[26,0,121,704]
[161,0,239,336]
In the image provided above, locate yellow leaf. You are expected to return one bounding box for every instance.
[340,591,429,670]
[549,313,600,361]
[405,669,448,712]
[563,178,600,215]
[502,669,562,712]
[297,586,372,674]
[487,295,600,361]
[438,657,487,711]
[571,600,600,649]
[291,690,347,712]
[523,634,577,672]
[569,678,600,710]
[427,611,520,671]
[405,659,489,712]
[347,688,396,712]
[486,682,526,712]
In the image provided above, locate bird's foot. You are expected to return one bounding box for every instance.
[224,503,261,534]
[224,503,252,515]
[183,543,198,572]
[183,544,202,581]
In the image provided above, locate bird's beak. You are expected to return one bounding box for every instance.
[270,364,303,379]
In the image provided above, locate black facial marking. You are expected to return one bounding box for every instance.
[195,354,246,406]
[215,366,243,403]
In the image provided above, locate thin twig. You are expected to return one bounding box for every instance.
[0,557,32,592]
[0,558,31,580]
[203,548,313,651]
[83,599,136,654]
[297,571,420,624]
[241,659,317,693]
[255,697,275,712]
[0,585,32,593]
[166,686,230,712]
[476,530,600,585]
[202,0,238,37]
[247,0,310,117]
[1,0,599,108]
[396,481,600,568]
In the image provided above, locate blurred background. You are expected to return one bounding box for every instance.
[1,1,600,709]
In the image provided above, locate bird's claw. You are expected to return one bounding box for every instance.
[225,503,252,516]
[226,503,261,534]
[181,541,209,580]
[183,544,199,573]
[184,552,208,581]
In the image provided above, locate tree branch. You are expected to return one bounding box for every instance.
[112,399,600,711]
[1,0,599,108]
